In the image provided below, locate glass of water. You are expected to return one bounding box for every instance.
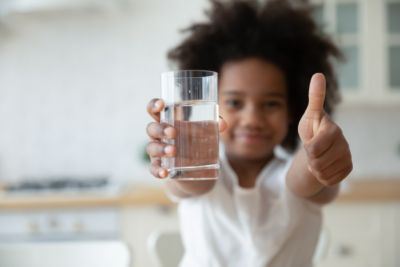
[161,70,219,180]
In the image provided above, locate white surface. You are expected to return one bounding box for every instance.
[0,0,123,15]
[120,206,179,267]
[147,229,184,267]
[0,208,119,241]
[316,202,400,267]
[0,241,131,267]
[335,106,400,178]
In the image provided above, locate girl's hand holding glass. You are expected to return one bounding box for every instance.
[146,98,227,179]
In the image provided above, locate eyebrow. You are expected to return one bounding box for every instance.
[222,90,287,97]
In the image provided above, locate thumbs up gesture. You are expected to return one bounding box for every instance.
[298,73,352,187]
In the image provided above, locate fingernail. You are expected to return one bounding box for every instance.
[164,145,173,155]
[153,100,162,110]
[158,169,166,178]
[163,127,174,137]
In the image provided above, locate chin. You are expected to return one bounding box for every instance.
[232,148,274,161]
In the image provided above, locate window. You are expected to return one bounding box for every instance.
[312,0,361,91]
[386,1,400,89]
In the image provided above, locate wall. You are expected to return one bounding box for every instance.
[335,105,400,178]
[0,0,399,182]
[0,0,208,182]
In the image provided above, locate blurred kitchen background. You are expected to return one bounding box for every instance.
[0,0,399,266]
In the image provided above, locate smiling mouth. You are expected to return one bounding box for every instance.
[235,133,268,144]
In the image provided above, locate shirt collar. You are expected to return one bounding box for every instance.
[219,144,292,188]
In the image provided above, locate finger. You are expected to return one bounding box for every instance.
[147,98,164,122]
[311,154,352,184]
[146,141,176,158]
[326,158,352,181]
[308,138,350,171]
[306,73,326,115]
[218,115,227,132]
[322,164,352,186]
[146,122,177,140]
[151,156,161,167]
[304,117,340,158]
[149,158,168,179]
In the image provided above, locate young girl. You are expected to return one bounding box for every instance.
[146,1,353,266]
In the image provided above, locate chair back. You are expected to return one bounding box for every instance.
[148,230,184,267]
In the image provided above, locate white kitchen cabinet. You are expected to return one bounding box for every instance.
[119,202,400,267]
[311,0,400,105]
[396,205,400,267]
[0,208,120,241]
[120,205,179,267]
[316,202,400,267]
[0,241,131,267]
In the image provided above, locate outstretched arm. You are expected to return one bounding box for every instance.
[286,73,353,204]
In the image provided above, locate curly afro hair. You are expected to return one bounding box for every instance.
[168,0,342,152]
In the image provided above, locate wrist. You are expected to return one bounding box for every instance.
[298,174,326,198]
[168,179,216,197]
[305,178,325,197]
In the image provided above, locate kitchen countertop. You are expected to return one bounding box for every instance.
[0,184,172,210]
[0,179,399,210]
[335,178,400,203]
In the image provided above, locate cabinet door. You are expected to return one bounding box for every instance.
[311,0,400,105]
[311,0,366,103]
[392,203,400,267]
[385,1,400,95]
[316,203,383,267]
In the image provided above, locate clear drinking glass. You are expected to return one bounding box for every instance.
[161,70,219,180]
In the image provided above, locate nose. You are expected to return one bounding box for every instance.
[239,104,264,129]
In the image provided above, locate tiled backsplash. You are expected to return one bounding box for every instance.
[0,0,399,182]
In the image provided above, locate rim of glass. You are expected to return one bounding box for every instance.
[162,70,217,78]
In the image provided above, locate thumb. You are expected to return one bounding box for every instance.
[306,73,326,115]
[298,73,327,142]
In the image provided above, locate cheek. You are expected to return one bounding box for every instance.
[218,109,234,135]
[218,116,235,144]
[267,110,289,129]
[220,120,233,141]
[220,132,230,144]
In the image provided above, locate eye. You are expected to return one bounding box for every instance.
[263,100,282,108]
[225,99,242,109]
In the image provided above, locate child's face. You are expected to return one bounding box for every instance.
[219,57,290,161]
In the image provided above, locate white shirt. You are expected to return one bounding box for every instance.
[175,147,322,267]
